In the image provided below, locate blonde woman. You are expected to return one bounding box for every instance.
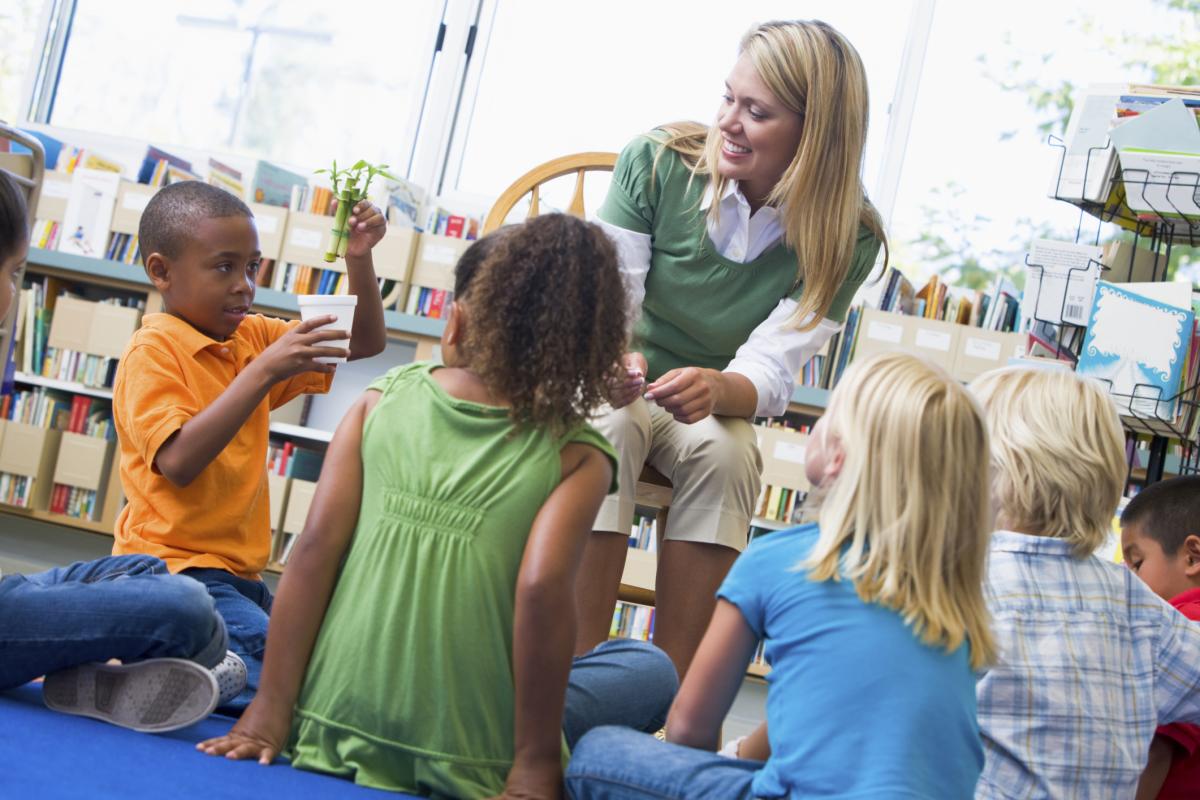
[970,367,1200,799]
[566,353,994,798]
[576,19,888,678]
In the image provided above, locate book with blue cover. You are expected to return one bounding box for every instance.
[1078,281,1195,421]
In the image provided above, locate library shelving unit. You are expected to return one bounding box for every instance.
[1045,134,1200,483]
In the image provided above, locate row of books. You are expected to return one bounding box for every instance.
[49,395,114,520]
[754,484,807,525]
[404,287,454,319]
[266,441,324,482]
[610,601,655,642]
[629,514,658,553]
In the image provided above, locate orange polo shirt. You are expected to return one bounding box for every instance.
[112,312,332,578]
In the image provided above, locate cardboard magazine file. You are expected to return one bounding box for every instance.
[34,172,71,223]
[407,232,469,299]
[0,421,62,511]
[756,426,810,492]
[280,211,334,268]
[853,308,962,372]
[951,329,1026,384]
[47,295,141,360]
[249,203,288,263]
[281,478,318,536]
[51,432,115,516]
[372,225,418,282]
[110,182,159,236]
[0,153,34,181]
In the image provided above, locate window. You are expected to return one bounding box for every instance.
[0,0,45,124]
[887,0,1199,289]
[443,1,918,211]
[47,0,446,173]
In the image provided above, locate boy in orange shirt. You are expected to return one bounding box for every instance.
[112,181,387,709]
[1123,475,1200,800]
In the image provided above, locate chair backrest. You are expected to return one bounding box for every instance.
[481,151,617,235]
[0,123,46,227]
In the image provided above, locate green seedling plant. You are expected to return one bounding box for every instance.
[315,159,401,262]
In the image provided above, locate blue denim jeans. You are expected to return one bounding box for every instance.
[566,726,763,799]
[181,568,272,712]
[565,639,679,748]
[0,554,227,691]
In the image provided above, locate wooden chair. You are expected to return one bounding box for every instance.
[483,152,667,606]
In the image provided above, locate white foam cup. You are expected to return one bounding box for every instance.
[297,294,357,364]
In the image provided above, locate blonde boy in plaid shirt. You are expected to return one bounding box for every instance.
[970,367,1200,799]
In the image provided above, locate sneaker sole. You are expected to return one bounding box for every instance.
[42,659,219,733]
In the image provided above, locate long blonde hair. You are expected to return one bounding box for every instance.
[803,353,996,670]
[658,20,888,332]
[970,367,1126,557]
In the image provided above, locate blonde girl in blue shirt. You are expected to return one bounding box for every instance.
[567,352,997,799]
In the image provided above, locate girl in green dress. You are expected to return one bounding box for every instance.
[200,214,678,799]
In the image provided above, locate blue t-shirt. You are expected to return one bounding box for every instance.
[718,524,982,799]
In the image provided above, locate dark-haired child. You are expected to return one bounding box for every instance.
[200,214,678,798]
[111,181,388,710]
[1122,476,1200,800]
[0,171,232,732]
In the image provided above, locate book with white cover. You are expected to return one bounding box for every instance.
[57,169,120,259]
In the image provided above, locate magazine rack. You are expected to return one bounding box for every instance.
[1044,135,1200,484]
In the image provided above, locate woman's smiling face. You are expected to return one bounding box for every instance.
[714,52,804,207]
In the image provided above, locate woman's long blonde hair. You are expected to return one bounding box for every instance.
[658,20,888,332]
[803,353,997,670]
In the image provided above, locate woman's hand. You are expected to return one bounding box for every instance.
[608,352,648,410]
[196,698,291,765]
[645,366,722,424]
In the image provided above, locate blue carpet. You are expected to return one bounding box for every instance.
[0,683,419,798]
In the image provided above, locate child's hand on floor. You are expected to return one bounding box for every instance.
[255,316,349,380]
[196,701,290,765]
[488,758,563,800]
[342,200,387,258]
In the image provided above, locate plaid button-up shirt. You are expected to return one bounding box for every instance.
[977,530,1200,798]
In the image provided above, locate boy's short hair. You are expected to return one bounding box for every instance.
[1121,476,1200,556]
[138,181,252,261]
[970,367,1126,557]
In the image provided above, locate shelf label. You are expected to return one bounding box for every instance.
[422,243,457,265]
[866,320,903,344]
[773,440,806,465]
[255,214,279,235]
[915,328,952,352]
[963,337,1002,361]
[121,191,152,212]
[289,228,323,250]
[43,177,71,199]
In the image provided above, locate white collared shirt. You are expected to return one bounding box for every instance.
[595,179,841,418]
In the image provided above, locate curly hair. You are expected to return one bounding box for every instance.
[455,213,627,436]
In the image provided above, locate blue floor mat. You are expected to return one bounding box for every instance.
[0,683,419,798]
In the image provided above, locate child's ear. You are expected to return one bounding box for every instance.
[443,301,464,346]
[822,438,846,484]
[144,252,170,291]
[1183,535,1200,578]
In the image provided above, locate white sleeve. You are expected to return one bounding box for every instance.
[594,218,650,336]
[724,298,842,418]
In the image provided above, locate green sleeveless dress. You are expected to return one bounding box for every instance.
[286,362,617,797]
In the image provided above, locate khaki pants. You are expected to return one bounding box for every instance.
[591,398,762,551]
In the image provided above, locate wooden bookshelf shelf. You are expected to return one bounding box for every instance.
[25,248,444,342]
[0,504,113,536]
[13,371,113,400]
[268,421,333,443]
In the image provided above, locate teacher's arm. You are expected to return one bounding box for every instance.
[646,298,841,422]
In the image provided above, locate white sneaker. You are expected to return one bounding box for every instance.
[42,658,219,733]
[212,651,248,706]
